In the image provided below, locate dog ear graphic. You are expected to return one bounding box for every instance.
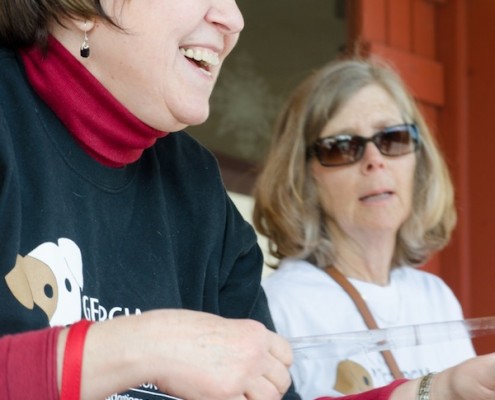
[5,254,58,320]
[58,238,84,289]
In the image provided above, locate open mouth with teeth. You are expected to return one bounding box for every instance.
[180,47,220,76]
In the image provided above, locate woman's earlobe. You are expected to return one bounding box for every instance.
[72,19,95,58]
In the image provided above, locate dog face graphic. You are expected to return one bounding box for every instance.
[334,359,374,394]
[5,238,84,326]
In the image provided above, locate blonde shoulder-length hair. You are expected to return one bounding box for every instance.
[252,57,456,270]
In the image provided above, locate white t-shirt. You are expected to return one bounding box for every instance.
[262,259,476,400]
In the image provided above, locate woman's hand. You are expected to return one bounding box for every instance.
[60,309,293,400]
[391,353,495,400]
[432,353,495,400]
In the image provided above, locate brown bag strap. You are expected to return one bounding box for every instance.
[325,266,404,380]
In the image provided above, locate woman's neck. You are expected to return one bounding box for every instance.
[19,35,168,168]
[331,230,395,286]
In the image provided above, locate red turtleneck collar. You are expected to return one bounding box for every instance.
[19,36,168,168]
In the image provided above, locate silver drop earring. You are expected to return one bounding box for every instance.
[80,23,90,58]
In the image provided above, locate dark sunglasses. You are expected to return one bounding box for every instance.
[308,123,420,167]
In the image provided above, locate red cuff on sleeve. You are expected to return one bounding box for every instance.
[315,379,409,400]
[0,326,63,400]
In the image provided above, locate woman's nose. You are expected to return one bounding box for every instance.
[206,0,245,34]
[360,142,385,172]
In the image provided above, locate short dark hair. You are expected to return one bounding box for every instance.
[0,0,112,49]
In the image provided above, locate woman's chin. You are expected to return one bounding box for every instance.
[173,108,210,130]
[148,112,209,133]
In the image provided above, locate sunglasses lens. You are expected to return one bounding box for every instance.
[377,126,417,156]
[311,124,419,167]
[315,136,362,166]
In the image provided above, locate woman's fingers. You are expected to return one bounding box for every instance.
[262,351,293,395]
[244,375,287,400]
[267,330,293,368]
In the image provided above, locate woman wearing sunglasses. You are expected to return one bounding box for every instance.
[253,58,476,399]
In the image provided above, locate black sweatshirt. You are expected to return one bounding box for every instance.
[0,46,300,400]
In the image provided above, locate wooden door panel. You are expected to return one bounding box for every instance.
[412,0,436,57]
[389,0,413,50]
[369,43,444,106]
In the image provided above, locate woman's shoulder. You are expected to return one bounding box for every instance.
[0,48,28,100]
[264,258,321,280]
[0,46,17,63]
[153,131,223,185]
[262,259,331,294]
[0,49,25,150]
[0,47,25,87]
[393,267,466,321]
[156,130,216,160]
[392,266,456,296]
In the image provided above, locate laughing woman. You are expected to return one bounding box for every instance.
[0,1,295,399]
